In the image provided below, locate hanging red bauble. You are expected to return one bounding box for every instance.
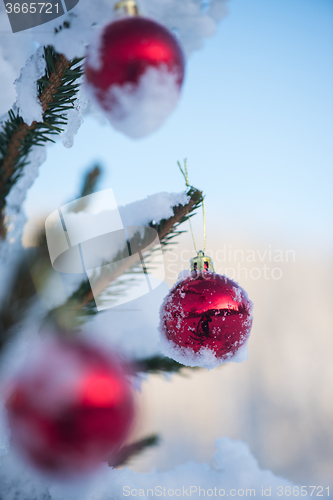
[160,251,253,369]
[5,337,135,479]
[84,6,185,139]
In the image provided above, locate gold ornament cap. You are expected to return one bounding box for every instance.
[190,250,214,274]
[114,0,140,16]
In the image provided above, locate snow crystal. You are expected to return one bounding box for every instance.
[15,45,46,125]
[85,65,181,139]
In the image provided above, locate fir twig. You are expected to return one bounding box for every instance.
[70,164,103,213]
[110,435,159,468]
[78,164,102,199]
[136,355,189,374]
[151,186,203,247]
[0,46,83,237]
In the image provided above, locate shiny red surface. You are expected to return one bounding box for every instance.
[161,273,253,360]
[5,339,135,478]
[85,17,185,96]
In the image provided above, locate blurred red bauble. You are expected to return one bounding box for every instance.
[160,270,253,368]
[5,338,135,478]
[85,17,185,92]
[85,16,185,138]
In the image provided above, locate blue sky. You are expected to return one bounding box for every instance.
[24,0,333,252]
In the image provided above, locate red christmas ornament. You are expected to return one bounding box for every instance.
[5,337,135,478]
[85,5,185,138]
[160,251,253,369]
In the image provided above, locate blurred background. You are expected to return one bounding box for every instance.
[22,0,333,487]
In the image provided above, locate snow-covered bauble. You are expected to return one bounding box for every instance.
[159,251,253,369]
[84,0,185,139]
[5,336,135,479]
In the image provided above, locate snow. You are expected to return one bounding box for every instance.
[159,333,249,370]
[85,65,182,139]
[15,45,46,126]
[81,280,169,360]
[119,191,190,228]
[0,145,47,304]
[83,24,104,72]
[61,83,89,148]
[0,436,303,499]
[61,189,124,246]
[0,55,17,118]
[0,8,36,115]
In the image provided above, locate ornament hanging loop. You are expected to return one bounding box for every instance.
[114,0,140,16]
[191,250,214,274]
[178,159,209,266]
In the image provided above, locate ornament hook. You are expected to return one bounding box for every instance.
[190,250,214,274]
[114,0,140,16]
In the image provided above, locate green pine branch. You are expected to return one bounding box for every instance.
[136,355,191,374]
[0,46,83,237]
[71,164,103,212]
[110,435,159,468]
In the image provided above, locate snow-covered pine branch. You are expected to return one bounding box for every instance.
[0,47,83,237]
